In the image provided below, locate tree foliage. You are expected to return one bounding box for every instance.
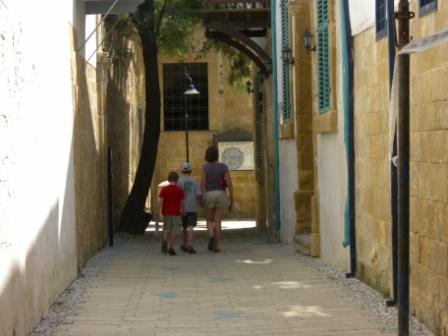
[132,0,202,53]
[199,40,252,89]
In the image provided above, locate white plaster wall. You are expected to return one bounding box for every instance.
[316,0,349,270]
[316,130,349,269]
[0,1,78,335]
[348,0,375,35]
[348,0,400,36]
[279,140,298,244]
[73,0,86,53]
[275,0,298,242]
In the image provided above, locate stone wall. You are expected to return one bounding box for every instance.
[281,0,319,254]
[409,2,448,333]
[353,23,393,297]
[353,2,448,334]
[72,43,109,269]
[153,29,256,219]
[104,21,146,228]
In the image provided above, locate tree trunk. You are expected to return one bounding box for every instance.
[120,0,160,234]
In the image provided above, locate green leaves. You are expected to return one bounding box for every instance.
[155,0,202,54]
[131,0,251,89]
[200,40,252,88]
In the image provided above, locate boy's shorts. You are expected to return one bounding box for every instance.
[182,212,198,229]
[163,215,182,233]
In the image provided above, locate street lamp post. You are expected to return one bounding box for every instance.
[184,108,190,163]
[183,70,200,163]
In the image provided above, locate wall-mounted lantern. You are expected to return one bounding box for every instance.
[281,45,294,65]
[302,29,316,51]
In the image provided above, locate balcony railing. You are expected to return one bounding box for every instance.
[203,0,270,10]
[202,0,270,30]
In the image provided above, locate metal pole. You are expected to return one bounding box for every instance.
[396,0,411,334]
[107,147,114,247]
[86,17,122,63]
[185,110,189,162]
[76,0,120,52]
[386,0,398,308]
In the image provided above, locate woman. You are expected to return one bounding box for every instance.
[200,145,233,252]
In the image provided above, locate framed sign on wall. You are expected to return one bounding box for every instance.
[218,141,255,170]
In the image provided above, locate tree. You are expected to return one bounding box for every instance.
[119,0,202,234]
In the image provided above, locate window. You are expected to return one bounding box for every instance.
[254,75,264,169]
[281,0,291,122]
[317,0,330,113]
[163,63,208,131]
[375,0,387,39]
[419,0,437,16]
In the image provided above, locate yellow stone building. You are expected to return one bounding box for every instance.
[278,0,448,334]
[151,28,258,220]
[353,1,448,334]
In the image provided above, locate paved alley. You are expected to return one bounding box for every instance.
[31,222,431,336]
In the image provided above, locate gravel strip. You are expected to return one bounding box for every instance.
[278,242,435,336]
[30,245,116,336]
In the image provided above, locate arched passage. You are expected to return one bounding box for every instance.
[202,0,272,76]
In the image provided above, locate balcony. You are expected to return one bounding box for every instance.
[202,0,272,75]
[202,0,270,35]
[83,0,144,15]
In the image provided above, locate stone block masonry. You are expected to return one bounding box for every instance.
[153,32,256,220]
[353,1,448,334]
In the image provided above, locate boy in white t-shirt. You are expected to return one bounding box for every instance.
[177,162,202,254]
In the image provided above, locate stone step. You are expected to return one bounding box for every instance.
[292,233,311,255]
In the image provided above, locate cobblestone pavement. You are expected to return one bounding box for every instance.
[31,221,433,336]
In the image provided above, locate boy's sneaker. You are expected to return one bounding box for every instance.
[161,241,168,254]
[168,248,177,256]
[180,244,188,252]
[207,237,214,251]
[188,246,197,254]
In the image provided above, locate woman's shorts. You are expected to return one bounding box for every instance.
[163,215,182,233]
[204,190,228,209]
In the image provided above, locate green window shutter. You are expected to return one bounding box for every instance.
[281,0,291,122]
[375,0,387,39]
[317,0,330,113]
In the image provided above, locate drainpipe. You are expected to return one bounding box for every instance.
[271,0,281,232]
[396,0,411,335]
[339,0,356,278]
[386,0,398,307]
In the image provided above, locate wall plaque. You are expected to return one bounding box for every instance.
[218,141,254,171]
